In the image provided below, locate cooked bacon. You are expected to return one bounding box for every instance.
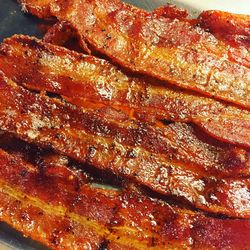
[44,11,249,66]
[198,11,250,69]
[18,0,52,19]
[1,142,250,249]
[0,72,250,217]
[0,62,249,179]
[152,4,189,20]
[43,21,91,53]
[19,0,250,108]
[0,132,91,185]
[198,10,250,48]
[43,20,78,46]
[1,35,250,148]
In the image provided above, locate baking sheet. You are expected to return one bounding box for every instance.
[0,0,249,249]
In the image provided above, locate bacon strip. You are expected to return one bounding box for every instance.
[0,72,250,217]
[19,0,52,19]
[19,0,250,108]
[1,140,250,249]
[198,11,250,69]
[1,35,250,148]
[43,10,250,69]
[198,10,250,48]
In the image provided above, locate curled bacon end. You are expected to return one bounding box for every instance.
[198,10,250,48]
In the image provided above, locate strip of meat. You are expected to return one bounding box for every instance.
[154,7,250,49]
[198,10,250,48]
[0,72,250,217]
[198,11,250,69]
[19,0,250,108]
[43,11,249,68]
[1,143,250,249]
[43,21,79,47]
[1,35,250,148]
[0,133,112,249]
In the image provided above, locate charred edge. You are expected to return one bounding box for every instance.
[139,185,199,211]
[140,185,238,219]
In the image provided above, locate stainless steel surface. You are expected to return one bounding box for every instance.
[0,223,49,250]
[0,0,248,249]
[0,0,43,41]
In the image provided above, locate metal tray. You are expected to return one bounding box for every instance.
[0,0,249,249]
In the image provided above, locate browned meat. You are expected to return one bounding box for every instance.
[43,21,78,47]
[0,72,250,217]
[18,0,52,18]
[152,4,189,20]
[198,10,250,48]
[1,35,250,148]
[18,0,250,108]
[1,141,250,249]
[43,21,91,53]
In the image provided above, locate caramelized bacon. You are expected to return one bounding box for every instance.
[198,10,250,48]
[18,0,52,19]
[0,72,250,217]
[152,4,189,20]
[19,0,250,108]
[1,35,250,148]
[198,11,250,69]
[1,143,250,249]
[43,21,78,47]
[43,21,91,53]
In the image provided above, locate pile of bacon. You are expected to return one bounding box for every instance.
[0,0,249,249]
